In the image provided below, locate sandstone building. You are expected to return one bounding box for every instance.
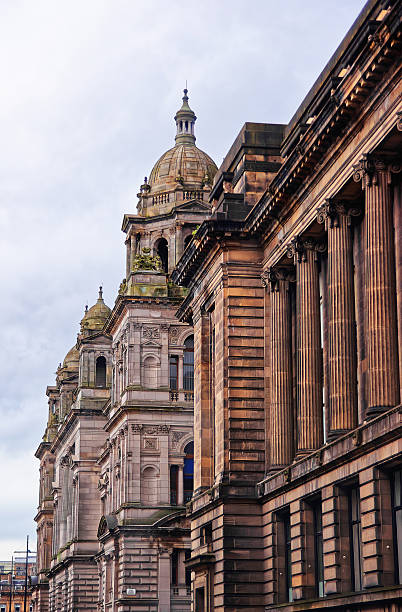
[172,1,402,610]
[31,91,217,612]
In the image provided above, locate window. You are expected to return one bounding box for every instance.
[169,356,178,390]
[170,465,178,505]
[391,469,402,584]
[349,487,362,591]
[183,336,194,391]
[200,522,212,547]
[195,587,205,612]
[15,606,21,612]
[276,510,292,603]
[156,238,168,273]
[185,549,191,587]
[171,549,179,586]
[313,502,324,597]
[95,356,106,387]
[183,442,194,502]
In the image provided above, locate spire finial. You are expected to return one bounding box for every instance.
[98,286,103,300]
[174,86,196,145]
[85,304,88,314]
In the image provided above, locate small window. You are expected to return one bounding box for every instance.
[313,501,324,597]
[349,487,362,591]
[195,587,205,612]
[391,469,402,584]
[185,549,191,586]
[95,356,107,387]
[200,522,212,547]
[156,238,168,273]
[170,465,178,505]
[183,441,194,502]
[169,356,178,390]
[183,336,194,391]
[276,510,292,603]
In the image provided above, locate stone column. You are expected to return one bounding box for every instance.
[264,267,294,469]
[158,548,171,612]
[175,222,184,264]
[353,155,400,415]
[318,201,359,438]
[177,465,184,505]
[288,237,324,455]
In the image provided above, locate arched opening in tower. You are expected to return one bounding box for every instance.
[156,238,168,273]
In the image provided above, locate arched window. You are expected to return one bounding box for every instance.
[95,356,106,387]
[183,441,194,502]
[155,238,168,273]
[183,336,194,391]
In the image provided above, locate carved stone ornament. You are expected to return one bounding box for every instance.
[353,153,401,188]
[286,235,326,263]
[144,438,158,450]
[317,199,361,229]
[169,327,180,345]
[132,247,163,272]
[143,327,160,340]
[132,424,143,433]
[171,431,186,449]
[263,267,295,292]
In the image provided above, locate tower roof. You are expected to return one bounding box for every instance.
[139,89,217,205]
[80,287,111,335]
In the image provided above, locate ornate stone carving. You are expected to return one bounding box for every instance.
[263,267,295,292]
[132,424,142,433]
[171,431,186,449]
[286,235,326,263]
[144,438,158,450]
[353,153,401,188]
[169,327,180,345]
[317,199,361,229]
[143,327,160,340]
[132,247,163,272]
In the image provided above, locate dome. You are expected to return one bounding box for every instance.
[148,143,217,194]
[80,287,111,335]
[63,345,79,370]
[137,90,217,215]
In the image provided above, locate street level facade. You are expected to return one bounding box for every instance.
[172,0,402,610]
[31,92,217,612]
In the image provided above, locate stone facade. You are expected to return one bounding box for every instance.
[172,1,402,610]
[32,92,217,611]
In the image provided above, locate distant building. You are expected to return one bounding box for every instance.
[31,92,217,611]
[172,0,402,610]
[0,556,36,612]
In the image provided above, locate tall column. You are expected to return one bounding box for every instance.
[288,237,324,455]
[177,465,184,505]
[264,268,294,469]
[175,222,184,264]
[353,155,400,415]
[318,201,359,438]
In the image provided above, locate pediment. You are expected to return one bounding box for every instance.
[175,200,211,213]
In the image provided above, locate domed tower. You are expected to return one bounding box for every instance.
[122,89,217,287]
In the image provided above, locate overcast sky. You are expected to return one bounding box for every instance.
[0,0,367,560]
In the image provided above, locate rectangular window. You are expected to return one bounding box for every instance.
[349,487,362,591]
[169,356,178,390]
[313,502,324,597]
[195,587,205,612]
[276,510,292,603]
[200,523,213,547]
[185,549,191,587]
[170,465,178,505]
[171,549,179,586]
[392,468,402,584]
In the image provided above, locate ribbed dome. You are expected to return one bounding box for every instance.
[63,345,79,370]
[148,143,217,194]
[80,287,111,335]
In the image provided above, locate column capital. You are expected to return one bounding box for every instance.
[353,153,401,187]
[262,267,295,291]
[317,199,362,229]
[286,235,326,264]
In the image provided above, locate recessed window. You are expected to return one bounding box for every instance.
[95,356,106,387]
[391,469,402,583]
[349,487,362,591]
[183,441,194,502]
[183,336,194,391]
[169,356,178,390]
